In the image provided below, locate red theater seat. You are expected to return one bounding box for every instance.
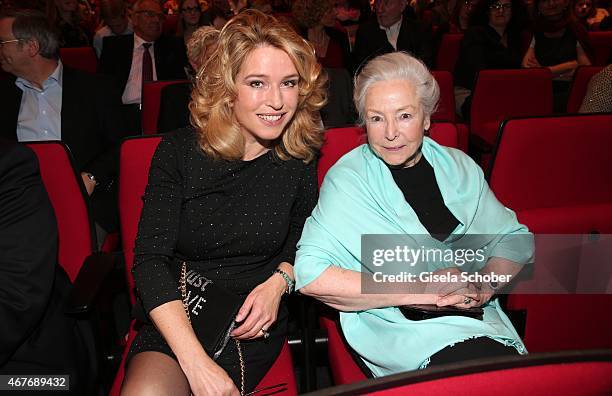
[435,33,463,72]
[489,114,612,352]
[59,47,97,74]
[141,80,188,135]
[588,31,612,66]
[109,136,298,395]
[470,69,553,149]
[308,350,612,396]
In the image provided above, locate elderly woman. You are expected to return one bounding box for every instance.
[295,52,534,377]
[121,10,326,395]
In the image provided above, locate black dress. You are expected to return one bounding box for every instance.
[127,129,318,391]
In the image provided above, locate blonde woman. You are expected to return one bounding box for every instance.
[121,10,326,396]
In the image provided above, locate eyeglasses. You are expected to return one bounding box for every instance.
[0,38,20,45]
[181,6,200,13]
[135,10,164,19]
[489,2,512,10]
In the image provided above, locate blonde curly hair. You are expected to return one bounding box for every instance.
[190,9,327,163]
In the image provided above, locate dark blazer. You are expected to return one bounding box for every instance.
[0,141,91,395]
[98,33,188,92]
[0,66,127,232]
[157,81,192,133]
[353,17,435,70]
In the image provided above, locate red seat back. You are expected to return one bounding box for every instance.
[319,124,459,187]
[367,356,612,396]
[588,31,612,66]
[431,70,456,123]
[566,66,604,113]
[435,33,463,72]
[471,68,553,146]
[141,80,189,135]
[59,47,97,74]
[489,114,612,211]
[489,114,612,352]
[26,141,95,282]
[119,136,162,303]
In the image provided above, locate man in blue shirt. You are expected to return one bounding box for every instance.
[0,9,127,238]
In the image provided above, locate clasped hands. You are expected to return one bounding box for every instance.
[425,267,494,309]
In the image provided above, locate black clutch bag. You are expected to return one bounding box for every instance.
[400,304,484,321]
[179,262,244,360]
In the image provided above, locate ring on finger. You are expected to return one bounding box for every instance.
[463,297,472,305]
[260,327,270,339]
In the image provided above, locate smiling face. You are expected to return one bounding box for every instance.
[365,79,430,166]
[232,45,300,158]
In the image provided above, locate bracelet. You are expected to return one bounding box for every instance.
[273,269,295,295]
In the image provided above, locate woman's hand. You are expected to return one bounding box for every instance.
[436,281,492,308]
[522,51,541,68]
[182,353,240,396]
[230,273,286,340]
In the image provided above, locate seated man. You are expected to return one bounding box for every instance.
[93,0,133,58]
[0,9,127,239]
[352,0,435,70]
[0,140,92,395]
[99,0,188,133]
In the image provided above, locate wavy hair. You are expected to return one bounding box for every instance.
[354,52,440,126]
[190,9,326,163]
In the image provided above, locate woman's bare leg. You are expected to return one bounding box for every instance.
[120,351,191,396]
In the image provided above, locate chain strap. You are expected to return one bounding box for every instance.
[181,262,245,396]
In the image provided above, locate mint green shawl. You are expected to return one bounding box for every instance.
[295,137,534,377]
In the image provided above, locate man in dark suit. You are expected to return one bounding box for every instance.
[99,0,188,133]
[353,0,435,70]
[0,140,91,395]
[0,9,126,237]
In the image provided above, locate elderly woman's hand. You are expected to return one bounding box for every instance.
[230,272,286,340]
[436,281,494,308]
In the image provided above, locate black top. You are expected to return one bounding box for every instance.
[454,25,524,90]
[534,28,578,67]
[389,156,459,241]
[132,128,318,314]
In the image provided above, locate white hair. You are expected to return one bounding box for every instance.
[353,52,439,125]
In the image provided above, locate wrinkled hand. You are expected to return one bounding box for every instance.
[423,266,469,297]
[437,281,493,308]
[184,355,240,396]
[230,274,285,340]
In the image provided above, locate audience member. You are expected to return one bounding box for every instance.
[295,51,533,378]
[120,10,325,395]
[522,0,592,112]
[99,0,188,133]
[572,0,609,30]
[94,0,133,58]
[0,9,126,239]
[353,0,435,70]
[454,0,529,117]
[176,0,204,43]
[157,25,218,133]
[579,63,612,112]
[292,0,353,71]
[0,140,92,395]
[202,4,231,29]
[46,0,91,47]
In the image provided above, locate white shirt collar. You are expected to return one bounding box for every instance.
[379,16,403,34]
[133,33,153,49]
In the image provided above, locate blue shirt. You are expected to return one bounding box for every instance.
[15,62,63,142]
